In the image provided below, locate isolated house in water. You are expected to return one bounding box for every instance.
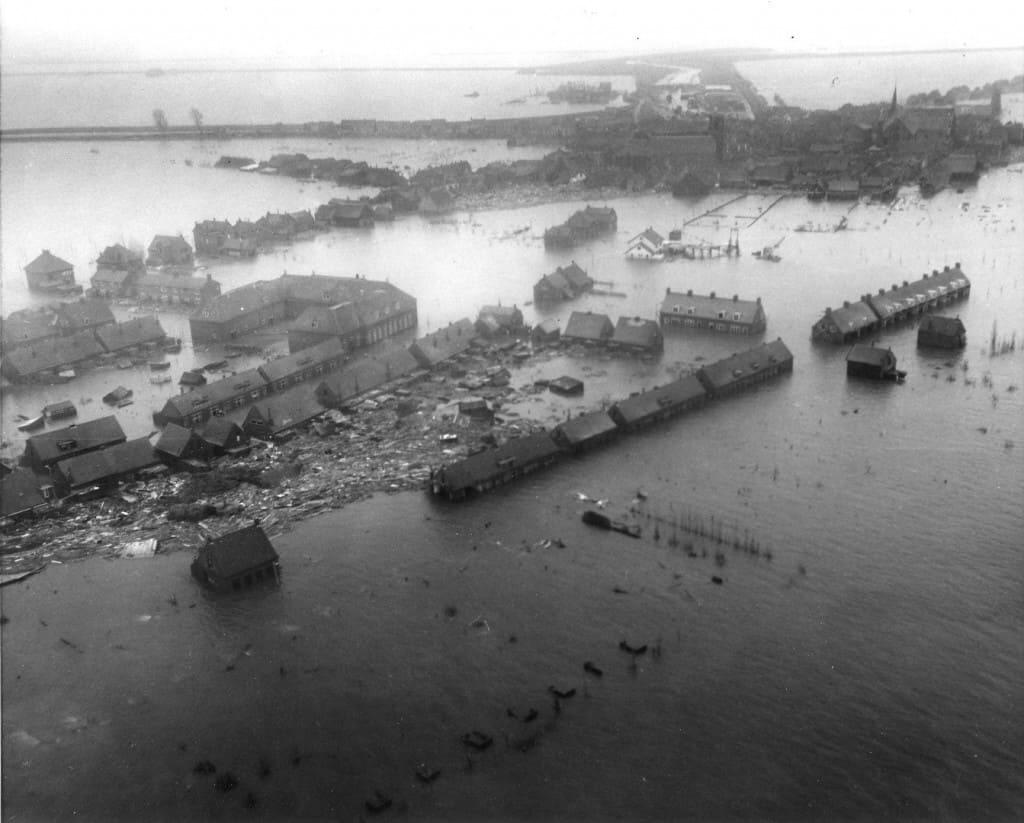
[846,344,906,382]
[24,250,77,293]
[190,523,280,592]
[917,315,966,349]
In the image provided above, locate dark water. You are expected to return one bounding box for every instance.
[3,148,1024,819]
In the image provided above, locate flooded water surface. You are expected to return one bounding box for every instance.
[2,123,1024,819]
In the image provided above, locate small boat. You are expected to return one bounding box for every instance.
[753,236,784,261]
[464,91,480,98]
[161,338,182,353]
[149,373,172,385]
[17,415,45,432]
[117,398,135,407]
[149,360,171,371]
[57,368,76,381]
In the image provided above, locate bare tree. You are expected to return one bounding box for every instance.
[190,107,204,134]
[152,109,169,131]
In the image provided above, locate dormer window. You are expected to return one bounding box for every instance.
[686,306,695,315]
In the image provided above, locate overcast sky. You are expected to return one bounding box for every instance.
[2,0,1023,69]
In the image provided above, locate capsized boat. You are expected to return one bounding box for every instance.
[17,414,45,432]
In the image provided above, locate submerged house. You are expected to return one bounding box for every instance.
[846,344,906,382]
[917,315,966,349]
[533,262,593,304]
[475,305,525,338]
[146,235,194,268]
[696,339,794,398]
[409,318,476,369]
[610,317,663,353]
[25,250,77,293]
[562,311,614,345]
[608,374,707,431]
[430,432,562,501]
[811,300,880,343]
[553,410,620,453]
[52,437,160,495]
[190,523,281,592]
[660,289,766,336]
[0,470,48,520]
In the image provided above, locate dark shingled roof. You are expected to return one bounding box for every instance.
[258,337,344,384]
[439,432,561,493]
[846,344,895,367]
[154,423,199,458]
[96,316,166,352]
[56,299,116,331]
[161,367,269,420]
[563,311,613,342]
[918,315,965,335]
[816,301,878,336]
[866,266,970,321]
[198,524,278,579]
[409,318,476,368]
[199,417,244,449]
[611,317,662,349]
[53,436,158,488]
[2,330,106,378]
[660,291,763,325]
[25,250,73,275]
[611,375,707,426]
[555,410,619,447]
[697,339,794,392]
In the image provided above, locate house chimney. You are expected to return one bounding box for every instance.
[732,294,738,302]
[843,300,850,308]
[825,307,832,315]
[709,291,716,298]
[687,289,693,296]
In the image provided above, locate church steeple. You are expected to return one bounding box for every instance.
[888,85,898,117]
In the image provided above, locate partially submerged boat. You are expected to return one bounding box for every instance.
[581,509,641,538]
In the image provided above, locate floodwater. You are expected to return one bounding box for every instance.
[0,69,634,131]
[3,139,1024,818]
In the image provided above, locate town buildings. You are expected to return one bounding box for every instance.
[135,272,222,306]
[52,437,161,495]
[532,262,593,304]
[544,206,617,248]
[24,250,79,294]
[696,339,794,398]
[191,524,280,592]
[610,317,663,352]
[408,319,476,369]
[146,235,194,268]
[563,311,614,345]
[660,289,767,335]
[609,374,707,431]
[191,273,416,347]
[846,344,905,381]
[22,416,127,472]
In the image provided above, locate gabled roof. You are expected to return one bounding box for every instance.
[697,339,793,391]
[555,410,619,446]
[199,417,244,448]
[199,524,278,578]
[25,416,126,464]
[162,367,268,419]
[1,310,59,348]
[918,314,965,334]
[535,271,573,299]
[866,265,969,321]
[563,311,613,342]
[25,250,73,275]
[611,375,706,425]
[148,234,192,251]
[96,244,143,268]
[243,382,325,435]
[96,316,166,352]
[290,302,362,337]
[154,423,199,458]
[192,279,284,321]
[895,106,954,136]
[259,337,344,383]
[91,268,135,285]
[629,228,664,247]
[56,299,116,330]
[409,318,476,367]
[817,301,877,335]
[846,344,895,366]
[558,262,591,290]
[612,316,662,348]
[2,330,106,377]
[439,432,560,492]
[477,305,522,327]
[660,290,762,324]
[948,153,979,175]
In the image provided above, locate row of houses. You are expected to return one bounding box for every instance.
[430,338,794,501]
[192,212,317,257]
[188,273,418,347]
[3,413,255,519]
[2,311,167,382]
[559,311,665,353]
[811,264,971,343]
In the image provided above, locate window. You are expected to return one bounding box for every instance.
[717,310,726,319]
[686,306,695,315]
[733,312,742,321]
